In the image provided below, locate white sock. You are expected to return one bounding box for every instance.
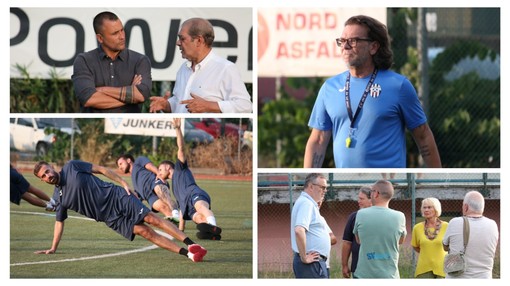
[172,209,179,218]
[206,216,216,226]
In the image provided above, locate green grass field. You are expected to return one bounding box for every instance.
[10,173,253,278]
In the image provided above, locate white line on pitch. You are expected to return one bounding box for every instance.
[10,211,173,267]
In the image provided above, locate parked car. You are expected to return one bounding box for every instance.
[188,118,243,140]
[242,130,252,150]
[37,118,81,135]
[10,118,80,156]
[184,119,214,146]
[241,118,253,150]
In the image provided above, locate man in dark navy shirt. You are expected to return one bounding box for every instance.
[33,160,207,262]
[116,154,180,224]
[72,11,152,113]
[157,118,222,240]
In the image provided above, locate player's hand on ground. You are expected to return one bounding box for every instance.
[34,249,55,254]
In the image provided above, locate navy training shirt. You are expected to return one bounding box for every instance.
[131,156,157,200]
[171,159,202,215]
[54,160,128,222]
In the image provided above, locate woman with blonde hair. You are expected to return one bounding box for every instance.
[411,197,448,278]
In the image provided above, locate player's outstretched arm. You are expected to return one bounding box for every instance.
[173,118,186,163]
[145,161,159,175]
[91,164,132,194]
[35,221,64,254]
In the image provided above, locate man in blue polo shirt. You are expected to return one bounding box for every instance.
[291,173,330,278]
[304,15,441,168]
[157,118,222,240]
[33,160,207,262]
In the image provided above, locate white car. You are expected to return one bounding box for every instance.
[242,130,252,150]
[10,118,79,156]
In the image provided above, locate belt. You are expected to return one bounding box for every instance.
[295,252,327,261]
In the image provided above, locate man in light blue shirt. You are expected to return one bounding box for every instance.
[304,15,441,168]
[291,173,330,278]
[353,180,406,278]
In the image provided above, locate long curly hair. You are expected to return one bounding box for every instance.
[345,15,394,70]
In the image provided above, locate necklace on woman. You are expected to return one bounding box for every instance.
[424,219,442,240]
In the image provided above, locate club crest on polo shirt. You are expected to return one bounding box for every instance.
[370,83,381,98]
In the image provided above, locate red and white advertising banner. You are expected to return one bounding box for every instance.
[258,8,386,77]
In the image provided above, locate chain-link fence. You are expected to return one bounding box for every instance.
[257,172,500,278]
[392,8,501,168]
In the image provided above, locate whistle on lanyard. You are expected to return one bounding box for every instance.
[345,137,352,148]
[346,127,356,148]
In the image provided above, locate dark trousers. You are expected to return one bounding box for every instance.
[292,253,328,278]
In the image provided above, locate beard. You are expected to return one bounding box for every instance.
[343,50,371,69]
[49,172,60,185]
[118,164,130,174]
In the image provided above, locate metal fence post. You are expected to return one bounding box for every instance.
[289,173,293,213]
[409,173,417,270]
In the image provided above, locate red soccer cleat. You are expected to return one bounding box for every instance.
[187,244,207,262]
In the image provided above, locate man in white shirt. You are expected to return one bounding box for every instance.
[442,191,499,278]
[150,18,252,113]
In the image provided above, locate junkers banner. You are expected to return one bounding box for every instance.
[257,8,385,77]
[105,118,180,137]
[10,7,253,82]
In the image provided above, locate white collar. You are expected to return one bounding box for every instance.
[186,50,215,71]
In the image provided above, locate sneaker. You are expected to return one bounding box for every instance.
[196,223,222,235]
[164,216,179,226]
[196,231,221,241]
[187,244,207,262]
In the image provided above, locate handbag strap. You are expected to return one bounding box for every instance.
[462,216,470,253]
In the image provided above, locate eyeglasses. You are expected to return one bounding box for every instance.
[312,183,328,191]
[336,37,373,48]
